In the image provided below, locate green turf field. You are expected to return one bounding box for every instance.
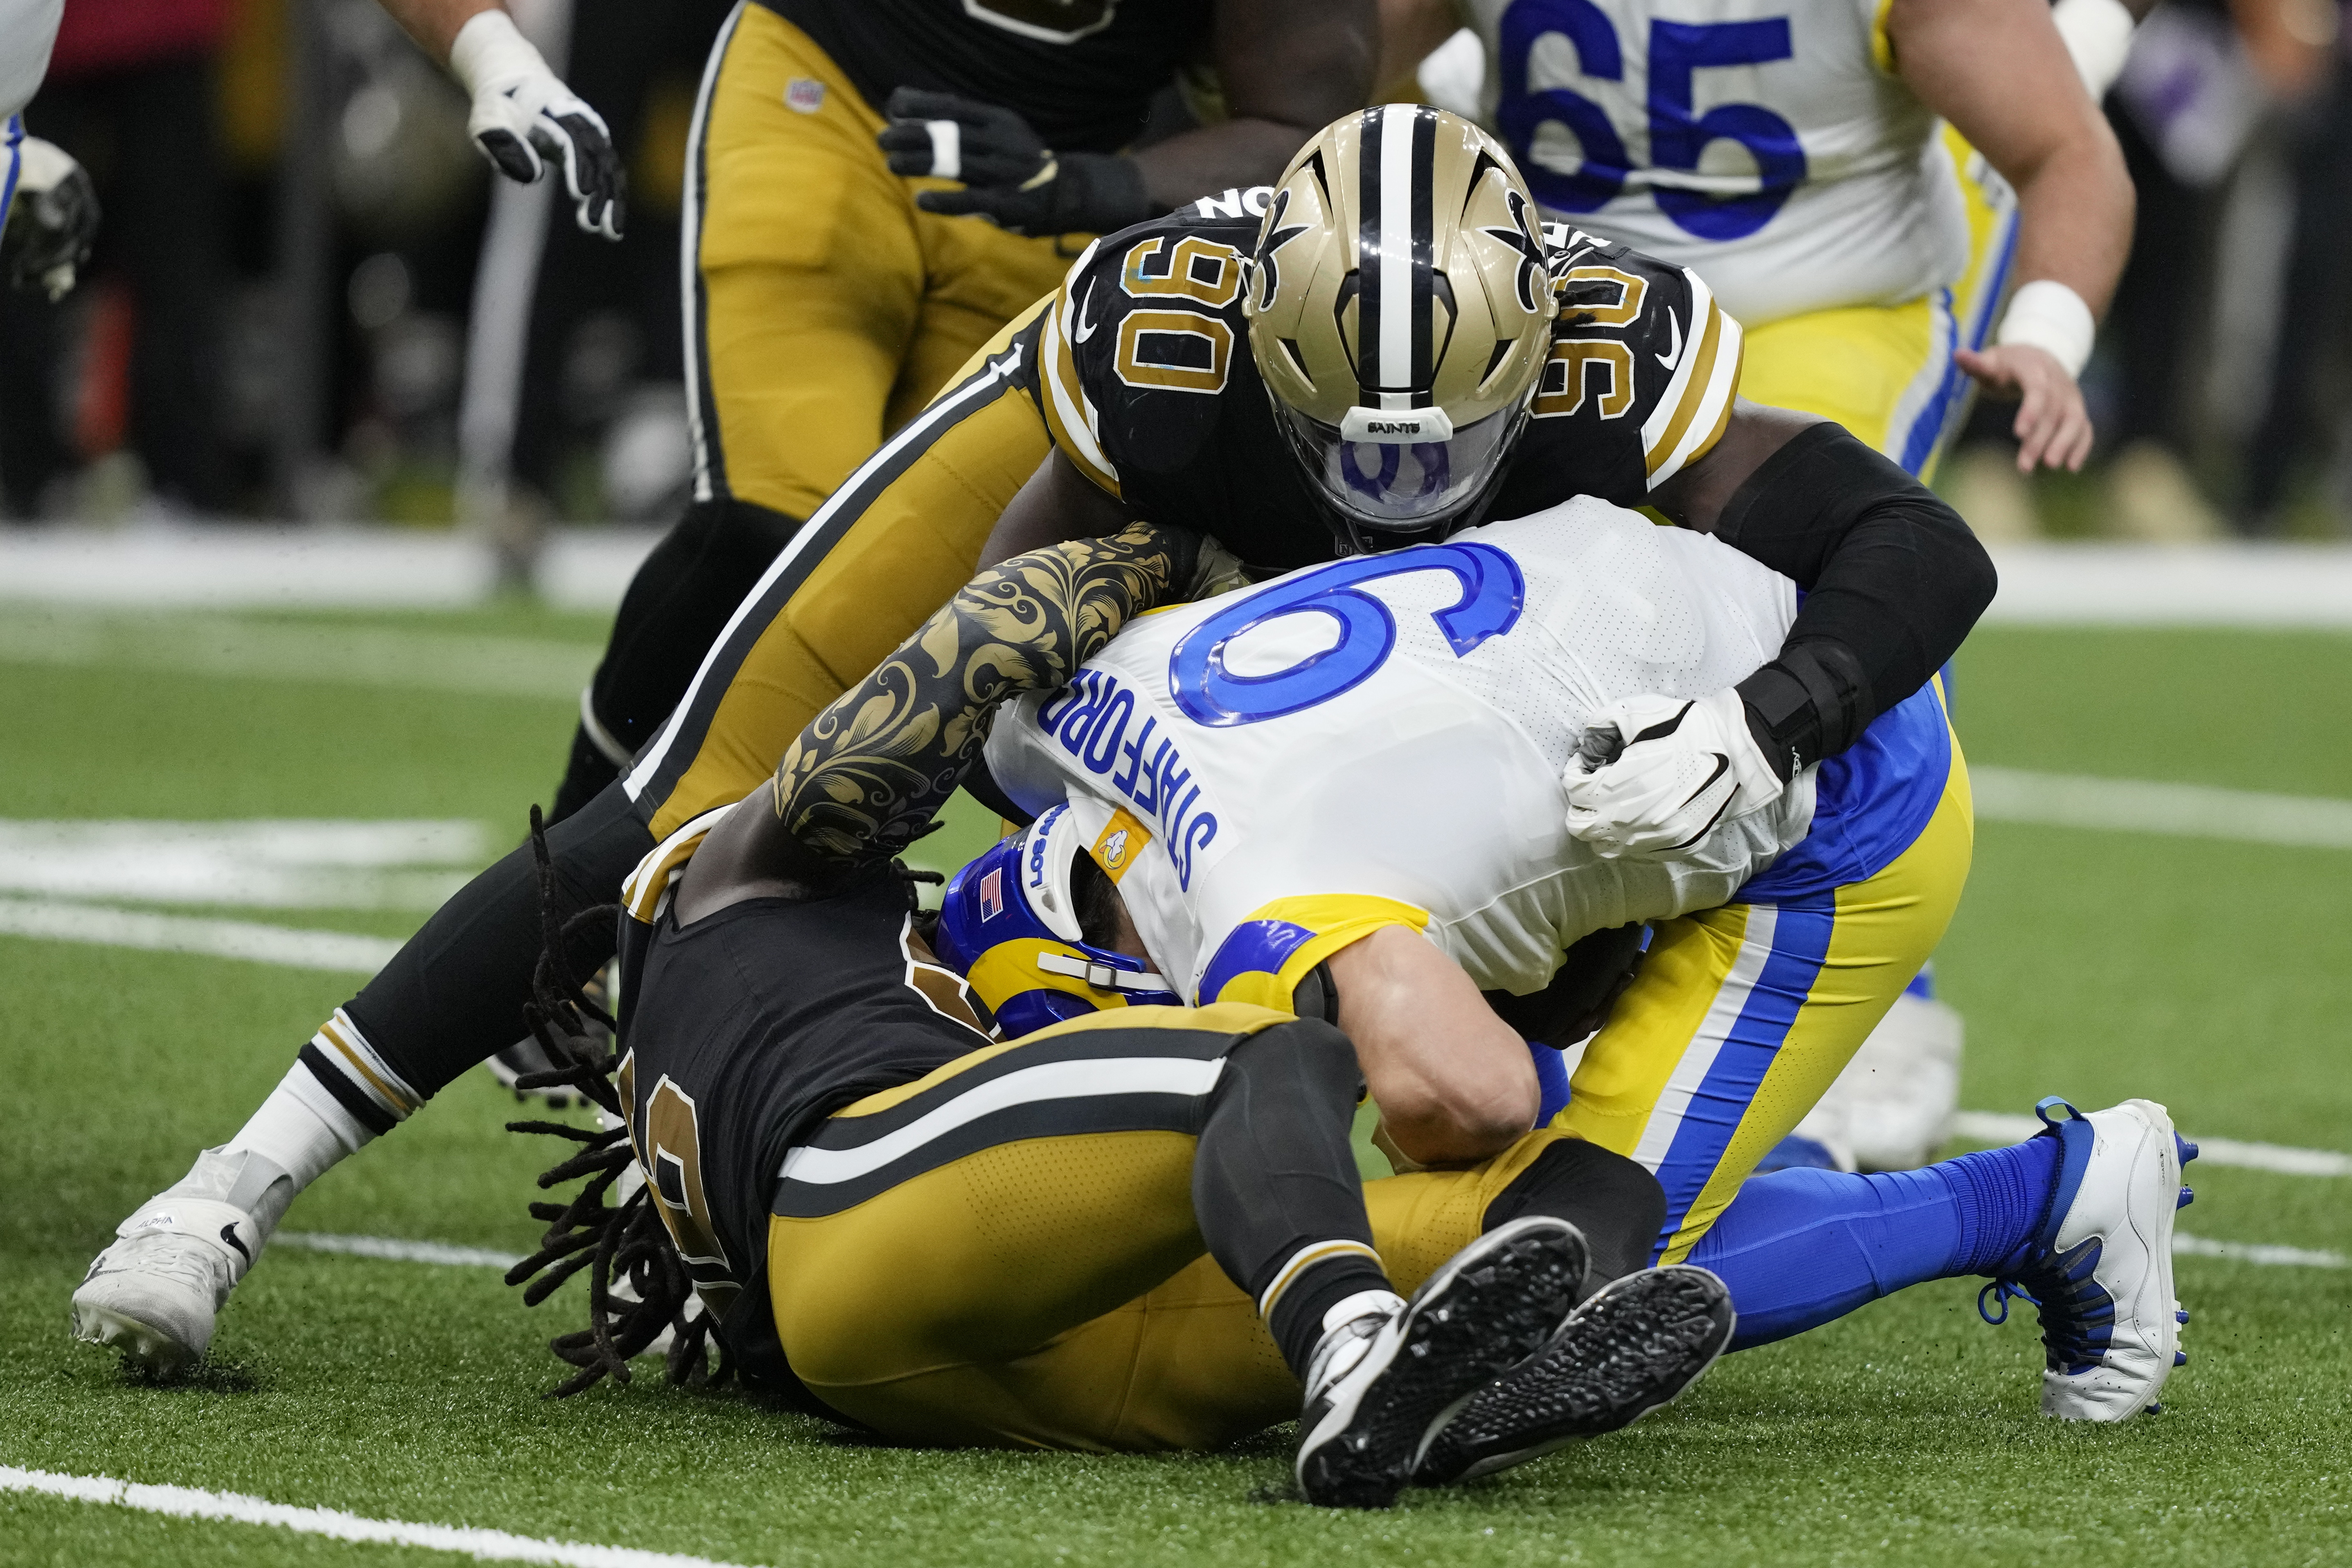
[3,605,2347,1567]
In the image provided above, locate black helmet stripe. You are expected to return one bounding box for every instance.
[1356,104,1439,407]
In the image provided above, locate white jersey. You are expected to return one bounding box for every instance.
[984,499,1818,1005]
[2,0,61,119]
[1459,0,1969,324]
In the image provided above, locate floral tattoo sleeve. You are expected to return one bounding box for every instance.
[774,520,1202,863]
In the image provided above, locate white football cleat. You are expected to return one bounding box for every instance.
[1982,1098,2195,1421]
[72,1148,293,1377]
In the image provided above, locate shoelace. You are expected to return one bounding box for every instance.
[1981,1238,2113,1375]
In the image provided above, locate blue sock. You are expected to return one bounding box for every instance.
[1687,1136,2062,1351]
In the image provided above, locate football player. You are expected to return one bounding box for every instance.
[567,513,2187,1448]
[526,521,1735,1505]
[74,109,1996,1375]
[538,0,1380,826]
[1375,0,2145,1168]
[1382,0,2136,476]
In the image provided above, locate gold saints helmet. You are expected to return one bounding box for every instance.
[1244,104,1556,548]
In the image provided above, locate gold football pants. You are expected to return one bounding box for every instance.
[684,0,1077,522]
[766,1005,1581,1453]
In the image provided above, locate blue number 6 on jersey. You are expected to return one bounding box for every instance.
[1168,543,1525,727]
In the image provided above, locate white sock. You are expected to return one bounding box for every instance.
[225,1070,376,1192]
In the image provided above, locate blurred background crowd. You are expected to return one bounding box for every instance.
[1,0,2345,542]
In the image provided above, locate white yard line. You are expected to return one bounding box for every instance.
[1950,1111,2352,1177]
[0,819,486,911]
[1971,768,2352,850]
[275,1232,522,1270]
[0,610,596,701]
[0,1467,763,1568]
[0,900,398,974]
[2174,1233,2347,1269]
[0,526,659,612]
[1981,543,2352,627]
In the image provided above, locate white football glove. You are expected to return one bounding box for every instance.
[1563,688,1789,861]
[448,10,624,240]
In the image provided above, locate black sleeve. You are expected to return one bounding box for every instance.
[1713,423,1996,776]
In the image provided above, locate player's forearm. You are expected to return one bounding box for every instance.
[1330,927,1537,1168]
[1132,0,1377,210]
[1999,128,2133,321]
[1130,119,1329,212]
[774,522,1204,862]
[371,0,501,65]
[1712,424,1996,772]
[1892,0,2132,319]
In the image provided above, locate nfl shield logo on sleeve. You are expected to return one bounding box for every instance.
[979,868,1003,921]
[784,78,826,115]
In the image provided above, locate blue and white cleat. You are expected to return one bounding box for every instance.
[1982,1098,2193,1421]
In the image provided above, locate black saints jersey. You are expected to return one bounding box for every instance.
[612,809,990,1370]
[1025,198,1744,571]
[765,0,1213,153]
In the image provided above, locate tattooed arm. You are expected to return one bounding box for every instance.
[673,522,1203,921]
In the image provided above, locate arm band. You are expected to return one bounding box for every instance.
[1715,423,1996,773]
[774,521,1200,863]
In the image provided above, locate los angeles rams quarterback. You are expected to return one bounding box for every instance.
[72,108,2000,1382]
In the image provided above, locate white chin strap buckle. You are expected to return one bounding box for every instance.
[1035,951,1166,994]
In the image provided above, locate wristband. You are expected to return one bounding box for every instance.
[449,9,549,94]
[1994,279,2095,380]
[2051,0,2136,100]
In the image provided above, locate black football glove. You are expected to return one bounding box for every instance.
[4,138,100,301]
[878,88,1154,238]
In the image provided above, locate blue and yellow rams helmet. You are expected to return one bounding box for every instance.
[932,803,1181,1037]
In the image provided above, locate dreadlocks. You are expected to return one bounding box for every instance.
[502,805,728,1399]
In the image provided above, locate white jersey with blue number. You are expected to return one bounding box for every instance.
[1461,0,1969,325]
[983,500,1819,1002]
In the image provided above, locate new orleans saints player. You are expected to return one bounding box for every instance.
[542,0,1378,823]
[513,520,1736,1505]
[74,108,1992,1378]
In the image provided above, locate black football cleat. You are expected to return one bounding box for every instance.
[1294,1217,1587,1510]
[1413,1263,1735,1487]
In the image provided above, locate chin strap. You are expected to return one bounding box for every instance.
[1734,639,1875,782]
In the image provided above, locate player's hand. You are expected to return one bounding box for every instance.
[1562,688,1787,861]
[1954,342,2091,473]
[1188,535,1253,601]
[450,11,625,240]
[879,88,1153,237]
[2,137,99,301]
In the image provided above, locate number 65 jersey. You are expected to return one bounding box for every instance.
[1461,0,1972,325]
[984,499,1828,1008]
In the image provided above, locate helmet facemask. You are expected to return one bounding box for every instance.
[1245,106,1557,553]
[930,804,1180,1037]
